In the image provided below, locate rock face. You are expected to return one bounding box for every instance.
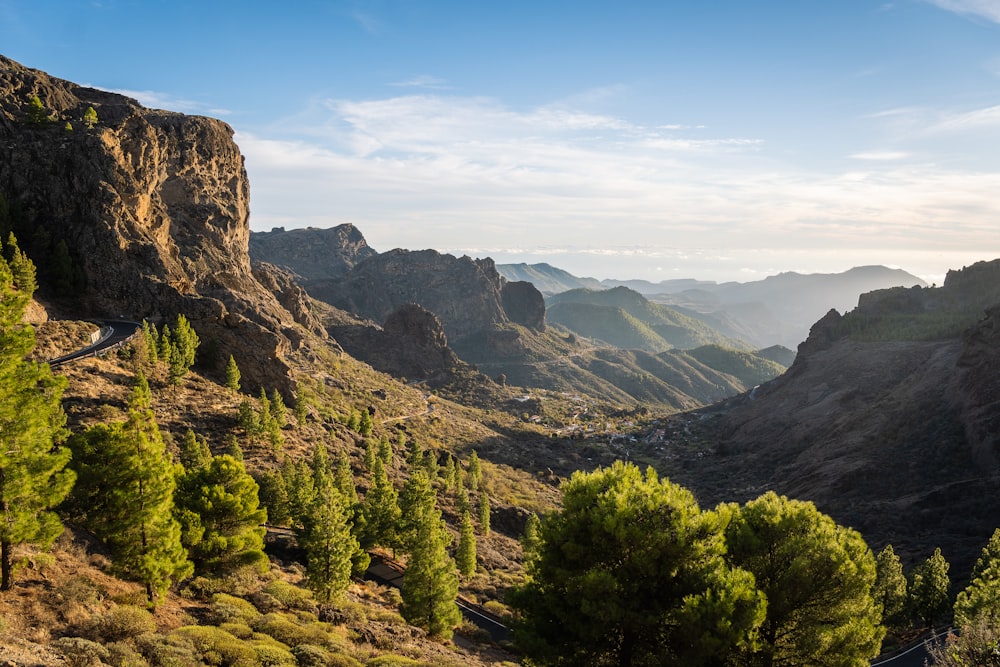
[674,261,1000,575]
[0,55,317,390]
[298,247,546,346]
[249,224,377,281]
[329,304,463,381]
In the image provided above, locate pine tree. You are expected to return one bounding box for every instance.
[456,510,477,577]
[299,486,358,602]
[225,434,244,462]
[158,324,172,365]
[141,321,158,365]
[398,468,435,550]
[455,472,471,515]
[0,247,74,591]
[442,454,456,494]
[175,454,268,575]
[467,450,482,492]
[293,393,308,426]
[477,490,491,536]
[282,458,316,529]
[363,438,377,472]
[82,106,98,128]
[874,544,908,626]
[400,494,461,639]
[224,355,240,392]
[358,409,373,436]
[406,437,422,468]
[270,389,287,429]
[359,458,400,551]
[178,429,211,471]
[910,548,951,628]
[334,450,358,507]
[521,512,542,565]
[27,94,46,124]
[256,469,290,526]
[955,529,1000,626]
[67,374,192,605]
[377,435,393,467]
[423,449,439,485]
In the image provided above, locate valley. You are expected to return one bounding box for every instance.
[2,53,999,667]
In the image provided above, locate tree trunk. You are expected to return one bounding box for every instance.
[1,538,12,591]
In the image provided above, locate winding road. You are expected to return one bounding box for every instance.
[48,319,141,368]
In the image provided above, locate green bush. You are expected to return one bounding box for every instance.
[252,613,342,650]
[213,593,263,625]
[169,625,259,667]
[249,638,296,667]
[51,637,110,667]
[105,641,149,667]
[290,644,331,667]
[91,605,157,643]
[219,622,254,640]
[263,580,317,612]
[365,656,429,667]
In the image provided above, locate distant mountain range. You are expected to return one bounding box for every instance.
[498,263,928,348]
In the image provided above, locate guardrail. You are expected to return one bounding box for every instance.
[48,320,142,368]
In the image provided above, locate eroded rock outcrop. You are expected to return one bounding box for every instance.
[249,224,377,281]
[0,55,315,390]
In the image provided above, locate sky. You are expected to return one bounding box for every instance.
[2,0,1000,284]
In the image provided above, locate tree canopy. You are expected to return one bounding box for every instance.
[511,461,765,667]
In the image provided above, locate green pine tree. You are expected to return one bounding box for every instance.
[358,409,373,436]
[0,246,74,591]
[874,544,908,626]
[175,454,268,576]
[334,449,358,507]
[477,490,491,536]
[442,454,456,494]
[456,510,477,577]
[910,548,951,628]
[270,389,287,428]
[27,94,47,124]
[256,469,290,526]
[467,450,482,492]
[67,374,193,606]
[398,468,435,550]
[299,486,358,602]
[224,355,240,392]
[82,106,98,128]
[400,493,461,639]
[359,458,400,551]
[177,429,211,471]
[955,529,1000,626]
[377,435,393,467]
[141,320,159,365]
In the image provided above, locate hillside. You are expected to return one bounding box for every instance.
[501,262,927,348]
[642,261,1000,577]
[545,285,747,351]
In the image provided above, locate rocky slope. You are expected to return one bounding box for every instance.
[0,55,320,391]
[249,224,377,281]
[662,261,1000,575]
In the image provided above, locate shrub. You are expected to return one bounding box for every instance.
[212,593,263,625]
[106,641,149,667]
[263,580,317,612]
[249,638,297,667]
[290,644,331,667]
[365,656,429,667]
[169,625,259,667]
[51,637,110,667]
[91,605,157,643]
[219,622,254,640]
[252,613,342,650]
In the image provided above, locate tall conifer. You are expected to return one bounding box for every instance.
[0,246,74,591]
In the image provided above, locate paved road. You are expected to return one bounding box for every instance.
[871,628,950,666]
[48,319,141,367]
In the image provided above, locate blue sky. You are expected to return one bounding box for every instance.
[3,1,999,283]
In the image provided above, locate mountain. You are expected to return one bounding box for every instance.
[657,260,1000,575]
[500,262,927,349]
[253,230,782,408]
[545,285,747,352]
[497,262,604,294]
[0,55,319,391]
[249,224,378,281]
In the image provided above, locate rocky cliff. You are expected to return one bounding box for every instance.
[667,261,1000,575]
[0,55,320,390]
[275,245,546,345]
[249,224,377,281]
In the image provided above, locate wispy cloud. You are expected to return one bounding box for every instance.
[930,103,1000,131]
[389,75,450,90]
[238,92,1000,282]
[102,87,231,116]
[924,0,1000,24]
[849,151,910,160]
